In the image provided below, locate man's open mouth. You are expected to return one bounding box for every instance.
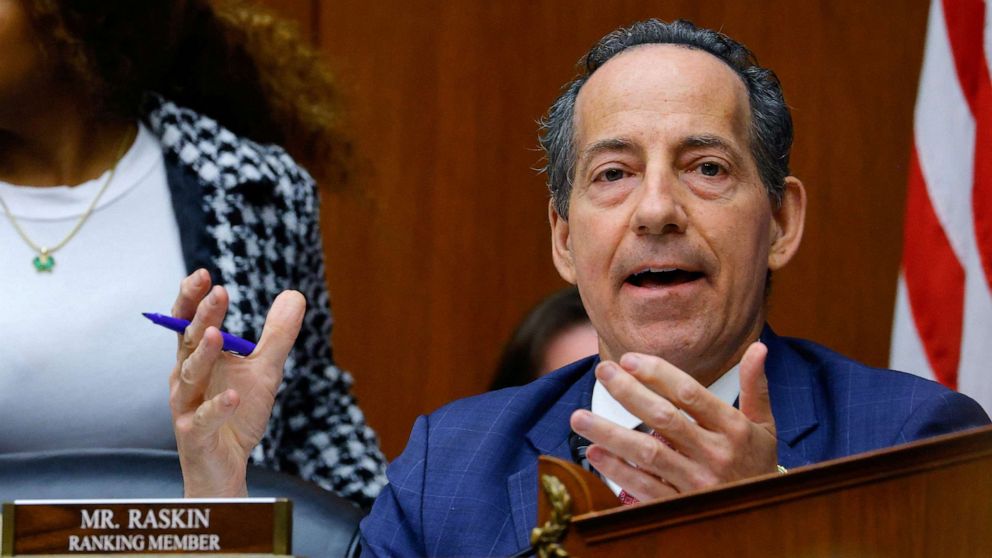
[626,268,705,288]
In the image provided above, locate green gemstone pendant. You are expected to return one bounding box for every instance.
[33,251,55,272]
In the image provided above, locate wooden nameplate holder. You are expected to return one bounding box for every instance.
[1,498,291,556]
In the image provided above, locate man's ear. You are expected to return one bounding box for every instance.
[549,200,577,284]
[768,176,806,271]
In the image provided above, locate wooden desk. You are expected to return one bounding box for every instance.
[535,425,992,557]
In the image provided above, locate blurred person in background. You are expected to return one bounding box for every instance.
[490,286,598,390]
[0,0,385,507]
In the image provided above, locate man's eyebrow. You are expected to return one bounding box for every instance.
[578,138,637,167]
[681,135,745,164]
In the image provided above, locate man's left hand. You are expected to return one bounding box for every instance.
[569,342,778,502]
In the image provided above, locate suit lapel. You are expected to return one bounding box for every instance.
[506,359,597,550]
[761,326,820,463]
[163,160,221,278]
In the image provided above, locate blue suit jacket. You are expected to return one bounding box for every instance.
[360,329,990,556]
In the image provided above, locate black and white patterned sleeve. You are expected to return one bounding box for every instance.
[146,98,387,507]
[251,153,388,508]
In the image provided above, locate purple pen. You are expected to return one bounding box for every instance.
[142,312,257,356]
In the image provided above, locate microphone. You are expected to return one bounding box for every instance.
[568,430,593,472]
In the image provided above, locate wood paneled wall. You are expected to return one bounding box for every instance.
[263,1,930,458]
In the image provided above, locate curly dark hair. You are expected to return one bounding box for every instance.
[24,0,348,185]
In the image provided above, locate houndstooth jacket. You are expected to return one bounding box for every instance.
[143,96,387,507]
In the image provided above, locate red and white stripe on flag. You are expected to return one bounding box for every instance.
[891,0,992,412]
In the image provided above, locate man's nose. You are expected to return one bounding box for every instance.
[630,169,688,235]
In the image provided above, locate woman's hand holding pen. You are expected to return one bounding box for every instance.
[169,269,305,497]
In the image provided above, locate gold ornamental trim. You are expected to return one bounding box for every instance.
[529,474,572,558]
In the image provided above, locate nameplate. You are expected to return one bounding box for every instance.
[1,498,291,555]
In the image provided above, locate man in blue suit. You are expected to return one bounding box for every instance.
[169,18,989,557]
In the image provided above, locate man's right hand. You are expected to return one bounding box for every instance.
[169,269,305,497]
[569,342,778,503]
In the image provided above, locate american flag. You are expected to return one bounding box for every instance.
[891,0,992,412]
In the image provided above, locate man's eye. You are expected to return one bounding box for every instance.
[699,162,723,177]
[598,168,626,182]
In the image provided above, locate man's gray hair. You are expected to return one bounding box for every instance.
[539,19,793,219]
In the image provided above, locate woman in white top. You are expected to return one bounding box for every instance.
[0,0,386,507]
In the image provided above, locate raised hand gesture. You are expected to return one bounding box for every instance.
[169,269,305,496]
[570,342,778,502]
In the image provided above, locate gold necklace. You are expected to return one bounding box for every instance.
[0,130,132,272]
